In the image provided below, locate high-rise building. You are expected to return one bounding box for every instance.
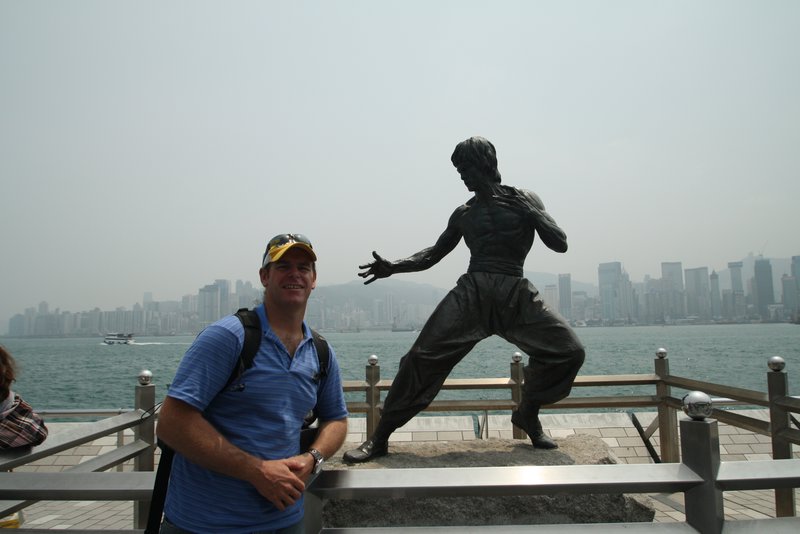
[728,261,744,293]
[558,273,572,320]
[725,261,746,321]
[198,284,221,326]
[215,279,232,317]
[543,284,560,313]
[571,291,588,322]
[781,275,798,317]
[598,262,632,324]
[753,258,775,320]
[661,262,686,320]
[684,267,711,320]
[709,271,722,319]
[791,256,800,314]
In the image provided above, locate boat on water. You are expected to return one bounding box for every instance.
[103,333,134,345]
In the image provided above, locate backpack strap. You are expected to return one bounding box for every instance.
[224,308,262,390]
[231,308,328,387]
[310,329,329,381]
[145,442,173,534]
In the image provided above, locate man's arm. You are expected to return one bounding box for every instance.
[358,206,465,284]
[158,396,306,511]
[302,418,347,474]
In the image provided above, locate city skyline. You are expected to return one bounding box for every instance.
[3,4,798,335]
[5,252,797,336]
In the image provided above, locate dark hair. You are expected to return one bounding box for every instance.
[450,136,502,183]
[0,345,16,400]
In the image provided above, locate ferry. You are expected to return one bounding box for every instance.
[103,333,134,345]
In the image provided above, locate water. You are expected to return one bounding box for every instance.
[3,323,798,411]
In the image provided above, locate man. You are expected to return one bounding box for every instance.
[344,136,585,464]
[158,233,348,533]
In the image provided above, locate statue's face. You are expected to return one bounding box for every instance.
[457,163,489,192]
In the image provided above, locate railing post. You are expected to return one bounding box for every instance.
[134,370,156,530]
[680,391,724,534]
[365,355,381,439]
[654,347,679,462]
[767,356,796,517]
[510,352,525,440]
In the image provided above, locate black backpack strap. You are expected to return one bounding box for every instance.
[224,308,262,390]
[311,329,330,380]
[302,329,331,438]
[145,440,174,534]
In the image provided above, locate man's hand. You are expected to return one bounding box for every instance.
[358,251,393,284]
[247,458,307,511]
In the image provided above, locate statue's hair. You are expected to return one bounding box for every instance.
[451,136,502,183]
[0,345,16,400]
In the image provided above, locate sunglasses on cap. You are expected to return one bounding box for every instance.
[262,233,316,268]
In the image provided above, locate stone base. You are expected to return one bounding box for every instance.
[324,434,655,527]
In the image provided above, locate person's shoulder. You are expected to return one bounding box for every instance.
[195,314,245,344]
[457,198,474,211]
[509,186,545,206]
[502,184,530,197]
[212,314,245,334]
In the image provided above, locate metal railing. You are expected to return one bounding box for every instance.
[306,408,800,533]
[1,349,798,532]
[343,350,798,452]
[0,371,157,529]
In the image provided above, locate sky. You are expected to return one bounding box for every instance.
[1,1,799,332]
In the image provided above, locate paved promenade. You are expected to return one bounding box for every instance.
[9,410,800,530]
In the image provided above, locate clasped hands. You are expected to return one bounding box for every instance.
[250,454,315,511]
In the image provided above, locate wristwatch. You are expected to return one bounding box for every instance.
[308,448,324,474]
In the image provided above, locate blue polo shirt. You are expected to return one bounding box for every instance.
[163,305,347,533]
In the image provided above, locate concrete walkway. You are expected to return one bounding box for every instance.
[9,410,800,529]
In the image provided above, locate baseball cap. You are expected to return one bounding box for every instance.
[262,233,317,268]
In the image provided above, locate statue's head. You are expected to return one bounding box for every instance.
[451,136,502,183]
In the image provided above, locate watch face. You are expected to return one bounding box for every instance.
[310,449,324,473]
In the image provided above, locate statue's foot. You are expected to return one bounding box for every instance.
[343,439,388,463]
[511,410,558,450]
[528,429,558,449]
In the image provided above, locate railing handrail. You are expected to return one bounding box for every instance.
[36,408,136,418]
[308,463,704,498]
[0,410,152,471]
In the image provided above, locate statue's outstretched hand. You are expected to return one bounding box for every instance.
[358,251,393,285]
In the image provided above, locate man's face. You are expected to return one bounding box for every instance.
[456,162,489,192]
[260,248,317,307]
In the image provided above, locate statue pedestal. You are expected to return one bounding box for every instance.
[324,434,655,527]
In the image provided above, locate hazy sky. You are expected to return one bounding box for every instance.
[2,1,799,332]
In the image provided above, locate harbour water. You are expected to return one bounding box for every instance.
[3,323,799,411]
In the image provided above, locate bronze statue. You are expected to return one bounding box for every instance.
[343,136,585,463]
